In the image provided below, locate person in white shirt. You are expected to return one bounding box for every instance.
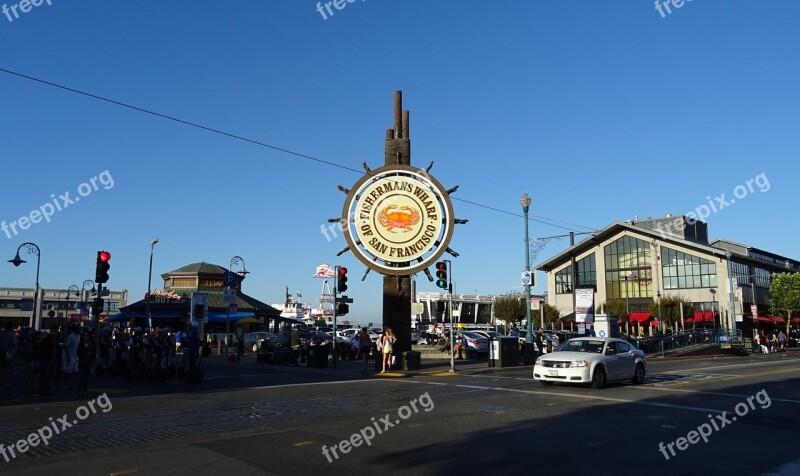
[62,325,81,389]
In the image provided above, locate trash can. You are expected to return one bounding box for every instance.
[308,344,329,368]
[256,340,270,363]
[402,351,421,370]
[490,337,519,367]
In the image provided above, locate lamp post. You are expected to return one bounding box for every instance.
[656,291,662,337]
[63,285,80,329]
[82,280,96,325]
[710,288,717,330]
[145,238,159,329]
[8,242,41,330]
[623,273,631,333]
[521,193,534,365]
[228,256,248,355]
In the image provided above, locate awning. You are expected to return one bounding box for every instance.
[104,311,188,323]
[687,311,717,323]
[629,312,653,323]
[207,311,256,323]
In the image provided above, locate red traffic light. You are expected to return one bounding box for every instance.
[436,262,447,271]
[338,267,348,276]
[99,251,111,262]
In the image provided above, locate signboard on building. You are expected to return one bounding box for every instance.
[575,289,594,323]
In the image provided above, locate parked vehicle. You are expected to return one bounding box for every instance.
[533,337,647,389]
[243,332,280,353]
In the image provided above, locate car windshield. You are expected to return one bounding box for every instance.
[557,339,605,353]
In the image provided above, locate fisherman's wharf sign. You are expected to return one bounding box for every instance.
[342,165,454,275]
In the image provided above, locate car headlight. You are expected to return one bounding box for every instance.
[535,357,542,366]
[569,360,588,368]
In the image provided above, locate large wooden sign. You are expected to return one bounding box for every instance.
[342,164,455,276]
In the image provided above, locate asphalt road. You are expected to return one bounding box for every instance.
[1,352,799,475]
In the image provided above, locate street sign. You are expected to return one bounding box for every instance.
[223,271,237,288]
[77,301,87,309]
[335,295,354,304]
[521,271,532,286]
[531,299,540,311]
[228,304,238,314]
[224,288,237,305]
[751,304,758,316]
[411,302,424,314]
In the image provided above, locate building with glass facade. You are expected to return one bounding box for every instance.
[537,216,799,336]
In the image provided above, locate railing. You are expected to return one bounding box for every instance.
[630,328,743,357]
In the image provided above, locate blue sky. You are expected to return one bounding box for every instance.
[1,0,798,325]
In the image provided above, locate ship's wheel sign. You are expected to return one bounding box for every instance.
[340,164,459,276]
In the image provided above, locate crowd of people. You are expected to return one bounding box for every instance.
[756,330,788,354]
[0,320,207,399]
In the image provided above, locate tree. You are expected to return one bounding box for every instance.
[597,298,628,333]
[649,294,692,331]
[542,303,560,330]
[493,292,526,331]
[769,273,800,339]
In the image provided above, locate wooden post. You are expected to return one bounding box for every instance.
[383,90,412,354]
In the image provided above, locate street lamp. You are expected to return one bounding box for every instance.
[227,255,247,355]
[8,242,41,329]
[710,288,717,329]
[63,285,80,328]
[521,193,534,365]
[81,280,96,325]
[145,238,159,329]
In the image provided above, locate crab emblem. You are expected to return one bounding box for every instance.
[377,205,420,232]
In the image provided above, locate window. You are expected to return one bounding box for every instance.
[661,247,716,289]
[604,236,653,299]
[555,265,573,294]
[171,278,196,288]
[606,342,618,355]
[617,341,630,353]
[576,254,597,289]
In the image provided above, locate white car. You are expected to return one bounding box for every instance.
[533,337,647,389]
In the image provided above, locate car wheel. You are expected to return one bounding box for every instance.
[631,364,645,385]
[539,380,554,386]
[590,367,606,389]
[252,343,259,353]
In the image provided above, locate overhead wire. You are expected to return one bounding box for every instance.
[0,67,597,233]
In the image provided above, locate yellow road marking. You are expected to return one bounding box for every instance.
[293,441,315,447]
[110,470,139,476]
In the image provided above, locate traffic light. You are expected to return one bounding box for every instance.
[92,297,104,316]
[337,266,348,293]
[337,302,349,316]
[435,261,448,289]
[95,250,111,284]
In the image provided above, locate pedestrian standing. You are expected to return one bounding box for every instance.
[778,330,787,350]
[77,330,96,398]
[358,327,372,373]
[63,325,81,390]
[25,331,42,394]
[351,332,360,360]
[38,329,54,398]
[380,328,396,373]
[0,323,17,387]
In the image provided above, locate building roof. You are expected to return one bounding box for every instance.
[536,221,729,272]
[536,219,799,274]
[163,262,228,276]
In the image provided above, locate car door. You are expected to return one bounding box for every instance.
[604,341,625,380]
[615,341,636,379]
